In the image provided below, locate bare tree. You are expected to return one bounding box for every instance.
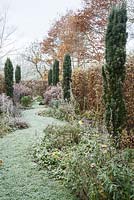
[127,0,134,22]
[22,41,52,79]
[0,11,16,61]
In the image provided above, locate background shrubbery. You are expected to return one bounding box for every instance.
[0,74,5,94]
[72,67,103,112]
[124,57,134,133]
[21,80,47,97]
[72,62,134,132]
[13,83,32,103]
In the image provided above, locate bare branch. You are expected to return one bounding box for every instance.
[0,11,16,60]
[22,41,49,79]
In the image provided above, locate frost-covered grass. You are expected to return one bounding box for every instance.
[0,104,76,200]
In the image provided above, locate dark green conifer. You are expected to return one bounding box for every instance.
[48,69,53,86]
[4,58,14,97]
[63,53,72,101]
[52,59,59,85]
[102,2,127,145]
[15,65,21,83]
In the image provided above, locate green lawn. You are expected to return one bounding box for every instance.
[0,104,76,200]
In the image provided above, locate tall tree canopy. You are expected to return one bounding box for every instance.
[41,0,120,68]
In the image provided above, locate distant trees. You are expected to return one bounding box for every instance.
[4,58,14,97]
[102,2,127,146]
[63,54,72,101]
[47,54,72,100]
[15,65,21,83]
[22,41,45,79]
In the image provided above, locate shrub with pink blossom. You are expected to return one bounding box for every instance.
[13,83,32,103]
[21,80,47,96]
[0,93,29,137]
[43,85,62,105]
[0,93,20,117]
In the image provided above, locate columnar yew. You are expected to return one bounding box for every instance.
[52,59,59,85]
[15,65,21,83]
[4,58,14,97]
[102,2,127,145]
[48,69,53,86]
[63,54,72,101]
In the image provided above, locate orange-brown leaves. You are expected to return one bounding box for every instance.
[124,56,134,133]
[0,74,5,94]
[72,61,134,132]
[72,67,103,113]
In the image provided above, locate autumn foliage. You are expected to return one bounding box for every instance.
[41,0,119,68]
[0,74,5,94]
[72,62,134,132]
[72,67,103,113]
[124,56,134,133]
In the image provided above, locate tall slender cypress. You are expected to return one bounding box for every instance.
[102,2,127,145]
[48,69,53,86]
[52,59,59,85]
[4,58,14,97]
[63,53,72,101]
[15,65,21,83]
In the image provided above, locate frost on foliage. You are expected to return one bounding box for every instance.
[0,93,28,133]
[43,85,62,105]
[8,117,29,129]
[13,83,32,103]
[0,93,20,117]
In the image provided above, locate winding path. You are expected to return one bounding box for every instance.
[0,104,76,200]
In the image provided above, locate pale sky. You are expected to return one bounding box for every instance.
[0,0,134,54]
[0,0,133,68]
[0,0,82,52]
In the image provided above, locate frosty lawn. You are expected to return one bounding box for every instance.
[0,104,76,200]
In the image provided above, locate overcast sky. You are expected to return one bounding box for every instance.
[0,0,133,62]
[0,0,82,51]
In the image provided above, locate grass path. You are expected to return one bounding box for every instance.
[0,104,76,200]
